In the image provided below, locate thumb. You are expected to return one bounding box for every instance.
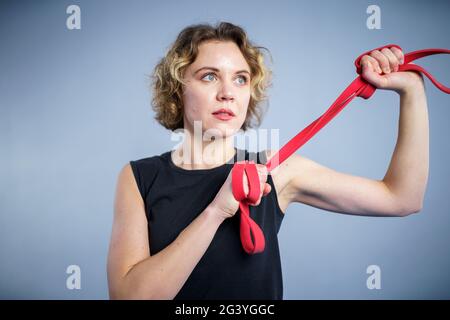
[262,183,271,196]
[362,61,389,89]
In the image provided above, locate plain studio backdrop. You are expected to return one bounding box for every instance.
[1,0,449,299]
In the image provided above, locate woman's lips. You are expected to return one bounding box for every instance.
[212,107,235,121]
[212,112,234,121]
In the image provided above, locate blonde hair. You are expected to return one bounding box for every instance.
[151,21,272,132]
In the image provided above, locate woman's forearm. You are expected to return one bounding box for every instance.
[113,204,225,300]
[382,79,429,213]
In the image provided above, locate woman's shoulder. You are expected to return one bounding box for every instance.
[128,151,170,181]
[130,151,170,168]
[263,149,300,201]
[126,151,171,200]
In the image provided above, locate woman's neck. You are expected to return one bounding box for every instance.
[171,136,236,170]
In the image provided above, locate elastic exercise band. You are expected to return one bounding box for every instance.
[232,44,450,254]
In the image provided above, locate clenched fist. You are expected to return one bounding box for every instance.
[210,163,272,221]
[360,46,424,94]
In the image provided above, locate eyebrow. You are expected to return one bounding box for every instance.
[194,66,251,76]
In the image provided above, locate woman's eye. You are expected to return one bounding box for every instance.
[202,73,216,81]
[236,75,248,85]
[201,73,248,85]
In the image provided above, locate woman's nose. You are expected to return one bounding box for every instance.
[217,81,235,101]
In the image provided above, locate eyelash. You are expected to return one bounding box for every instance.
[201,72,248,84]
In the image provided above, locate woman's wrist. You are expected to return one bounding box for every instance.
[204,203,227,227]
[397,72,425,96]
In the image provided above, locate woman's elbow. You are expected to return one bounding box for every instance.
[396,199,423,217]
[109,286,156,300]
[108,278,171,300]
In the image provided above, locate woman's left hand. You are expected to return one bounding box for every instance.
[360,46,424,94]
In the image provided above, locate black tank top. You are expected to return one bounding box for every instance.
[129,148,285,299]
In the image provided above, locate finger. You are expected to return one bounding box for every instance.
[361,55,382,74]
[259,180,265,197]
[381,48,400,72]
[390,46,404,65]
[370,50,390,74]
[361,60,389,88]
[257,164,268,174]
[254,183,271,206]
[263,183,271,196]
[256,165,268,181]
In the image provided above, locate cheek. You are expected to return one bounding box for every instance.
[182,86,213,117]
[239,91,251,116]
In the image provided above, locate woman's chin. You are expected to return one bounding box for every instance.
[204,125,239,140]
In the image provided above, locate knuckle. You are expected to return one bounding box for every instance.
[390,46,403,56]
[381,49,399,67]
[380,59,389,69]
[380,64,389,71]
[370,50,389,67]
[257,167,267,176]
[394,52,403,62]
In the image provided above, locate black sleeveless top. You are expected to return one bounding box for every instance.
[129,148,285,300]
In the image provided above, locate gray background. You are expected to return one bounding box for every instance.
[1,0,449,299]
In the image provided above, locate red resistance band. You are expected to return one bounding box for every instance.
[232,44,450,255]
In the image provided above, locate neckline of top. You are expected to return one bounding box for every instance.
[166,148,266,174]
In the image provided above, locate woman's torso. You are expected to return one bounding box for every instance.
[129,148,285,299]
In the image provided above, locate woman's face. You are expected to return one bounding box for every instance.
[181,40,251,138]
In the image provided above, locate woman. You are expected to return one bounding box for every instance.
[107,22,428,299]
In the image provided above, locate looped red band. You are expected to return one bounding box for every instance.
[231,160,265,254]
[232,44,450,254]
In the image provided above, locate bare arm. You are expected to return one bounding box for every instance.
[107,164,225,299]
[275,49,429,217]
[382,82,428,213]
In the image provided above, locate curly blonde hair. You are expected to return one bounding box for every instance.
[151,21,273,132]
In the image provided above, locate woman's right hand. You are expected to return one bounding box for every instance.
[210,163,272,221]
